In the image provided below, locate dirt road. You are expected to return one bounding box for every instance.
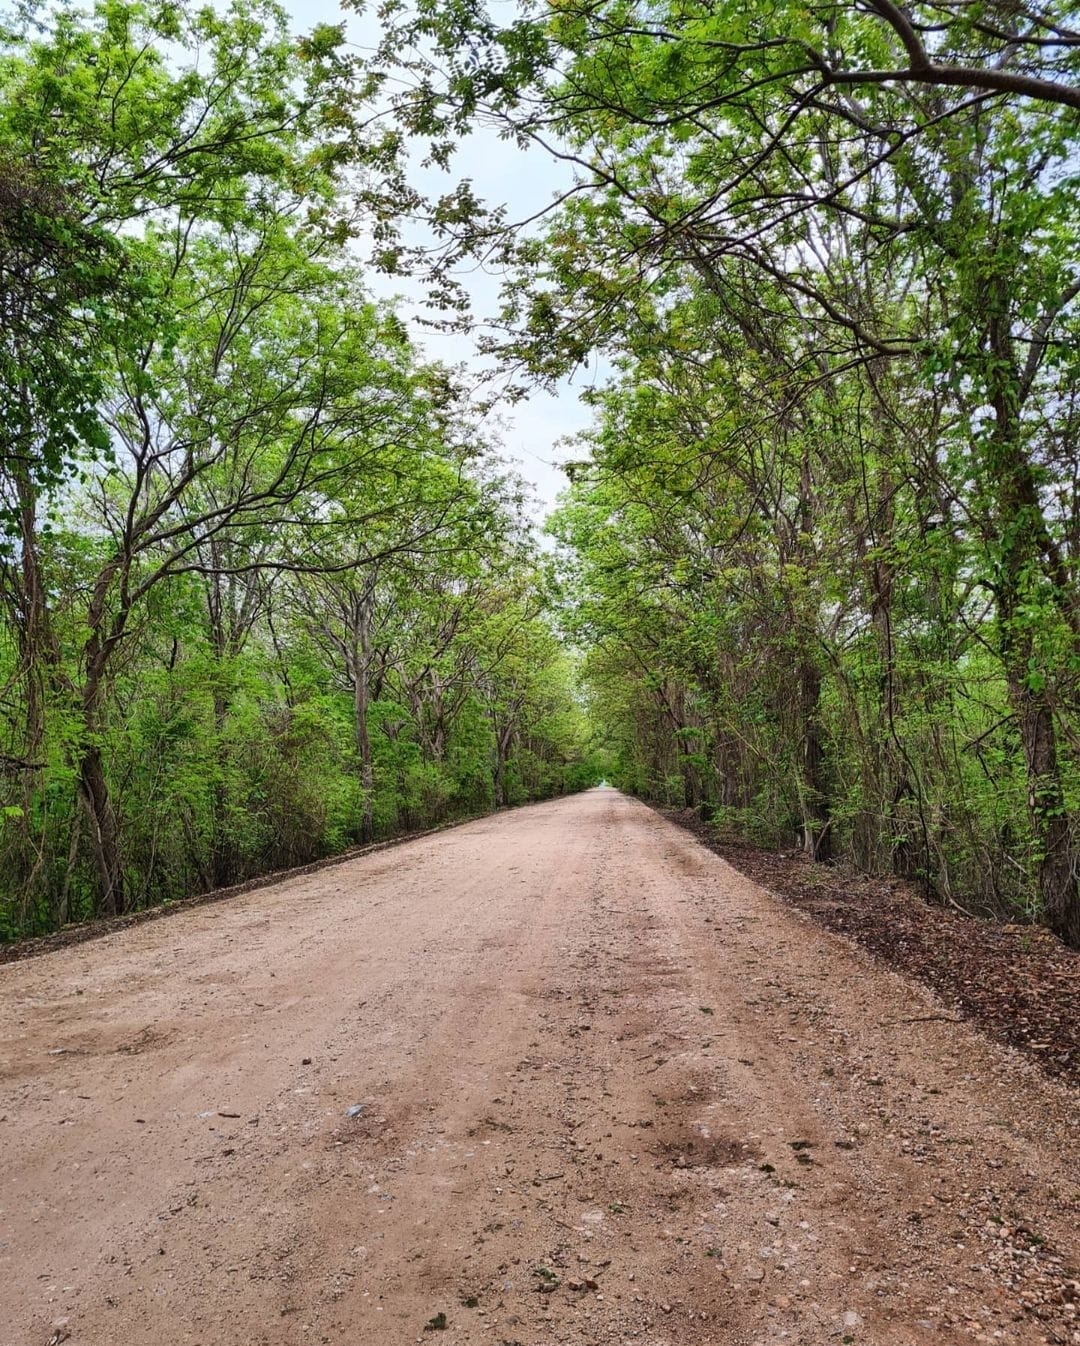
[2,789,1077,1346]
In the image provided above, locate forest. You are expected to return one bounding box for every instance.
[0,0,601,938]
[3,0,1080,952]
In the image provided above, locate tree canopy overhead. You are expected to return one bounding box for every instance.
[3,0,1080,949]
[353,0,1080,946]
[0,0,601,938]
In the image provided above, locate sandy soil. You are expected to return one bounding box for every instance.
[1,789,1077,1346]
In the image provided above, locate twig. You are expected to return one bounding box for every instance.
[886,1014,963,1025]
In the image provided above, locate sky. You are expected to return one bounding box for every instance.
[283,0,598,521]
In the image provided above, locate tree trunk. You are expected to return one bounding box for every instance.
[78,743,123,916]
[797,656,831,861]
[354,667,374,843]
[493,720,515,808]
[987,300,1079,945]
[1008,674,1078,944]
[210,689,233,888]
[14,459,52,755]
[7,455,66,917]
[492,750,507,809]
[352,587,376,845]
[76,562,129,917]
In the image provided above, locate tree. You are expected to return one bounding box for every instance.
[369,0,1080,944]
[0,0,595,936]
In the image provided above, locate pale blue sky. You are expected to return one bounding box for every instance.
[285,0,599,519]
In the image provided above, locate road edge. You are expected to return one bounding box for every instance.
[650,800,1080,1091]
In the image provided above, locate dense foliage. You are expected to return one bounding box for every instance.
[6,0,1080,949]
[370,0,1080,946]
[0,0,596,940]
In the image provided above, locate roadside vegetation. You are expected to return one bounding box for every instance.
[0,0,600,939]
[365,0,1080,947]
[5,0,1080,951]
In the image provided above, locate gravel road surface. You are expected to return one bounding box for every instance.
[1,789,1077,1346]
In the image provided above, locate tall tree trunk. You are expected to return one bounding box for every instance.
[354,667,374,843]
[493,726,512,807]
[14,459,51,756]
[76,562,128,917]
[1006,671,1077,943]
[210,688,233,889]
[7,454,64,918]
[78,742,123,917]
[206,564,235,889]
[987,301,1079,946]
[352,586,376,845]
[788,446,832,860]
[797,655,831,861]
[492,715,517,808]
